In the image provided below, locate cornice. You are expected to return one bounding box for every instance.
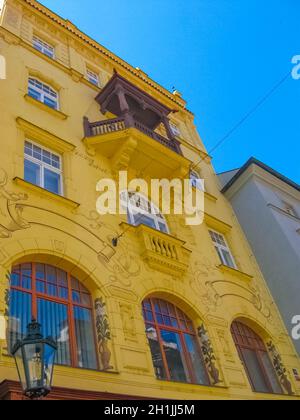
[224,164,300,203]
[16,117,75,153]
[15,0,192,114]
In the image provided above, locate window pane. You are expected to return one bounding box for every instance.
[44,96,58,110]
[28,87,41,101]
[73,306,98,369]
[8,290,32,352]
[36,280,46,293]
[44,168,61,195]
[184,334,209,385]
[241,348,270,393]
[158,222,168,233]
[260,352,282,394]
[37,298,71,366]
[221,249,235,268]
[160,329,190,383]
[24,159,40,186]
[133,213,156,229]
[146,325,167,380]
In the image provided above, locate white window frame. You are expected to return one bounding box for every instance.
[28,77,59,110]
[209,230,236,269]
[86,68,100,87]
[32,35,55,59]
[190,170,205,191]
[24,140,63,196]
[170,122,181,137]
[120,191,169,234]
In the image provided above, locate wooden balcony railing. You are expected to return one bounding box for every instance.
[84,117,182,155]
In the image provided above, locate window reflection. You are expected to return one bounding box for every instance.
[231,321,282,394]
[143,298,210,385]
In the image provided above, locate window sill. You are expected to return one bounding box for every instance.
[155,378,228,391]
[217,264,253,283]
[13,178,80,210]
[24,94,68,120]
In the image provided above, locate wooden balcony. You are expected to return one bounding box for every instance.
[82,72,190,177]
[83,116,182,155]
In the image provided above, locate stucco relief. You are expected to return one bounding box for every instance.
[191,257,278,323]
[120,303,137,342]
[198,324,221,385]
[0,169,30,238]
[190,259,222,312]
[105,245,141,287]
[267,341,294,396]
[95,297,113,371]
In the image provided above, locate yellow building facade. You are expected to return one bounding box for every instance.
[0,0,299,400]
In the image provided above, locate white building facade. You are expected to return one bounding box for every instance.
[220,158,300,355]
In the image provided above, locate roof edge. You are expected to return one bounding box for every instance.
[19,0,192,114]
[221,157,300,194]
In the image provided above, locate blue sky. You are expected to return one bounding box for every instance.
[39,0,300,183]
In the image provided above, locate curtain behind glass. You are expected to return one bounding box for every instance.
[8,290,32,353]
[184,334,209,385]
[260,351,282,394]
[241,348,270,393]
[73,306,97,370]
[37,298,71,366]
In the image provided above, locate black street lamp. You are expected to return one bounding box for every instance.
[11,319,57,400]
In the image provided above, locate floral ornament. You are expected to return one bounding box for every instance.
[4,271,11,318]
[95,298,113,371]
[267,341,294,395]
[198,325,221,385]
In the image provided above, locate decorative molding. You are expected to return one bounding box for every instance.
[106,286,138,302]
[0,169,30,239]
[16,117,75,153]
[95,297,113,371]
[267,342,294,396]
[217,264,253,283]
[204,213,232,234]
[24,94,68,120]
[14,178,80,209]
[119,303,137,342]
[198,325,221,385]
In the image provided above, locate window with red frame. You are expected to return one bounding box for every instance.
[142,298,210,385]
[8,263,98,370]
[231,321,282,394]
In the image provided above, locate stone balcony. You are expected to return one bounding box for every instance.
[132,224,191,277]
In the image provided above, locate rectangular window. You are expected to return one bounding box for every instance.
[170,123,181,137]
[32,36,55,59]
[86,69,100,87]
[209,230,236,269]
[24,140,63,196]
[28,78,59,110]
[190,170,205,191]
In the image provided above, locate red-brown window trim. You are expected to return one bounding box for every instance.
[231,321,282,394]
[142,297,210,385]
[9,262,99,370]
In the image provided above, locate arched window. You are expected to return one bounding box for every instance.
[121,191,169,233]
[142,298,209,385]
[231,321,282,394]
[8,262,98,370]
